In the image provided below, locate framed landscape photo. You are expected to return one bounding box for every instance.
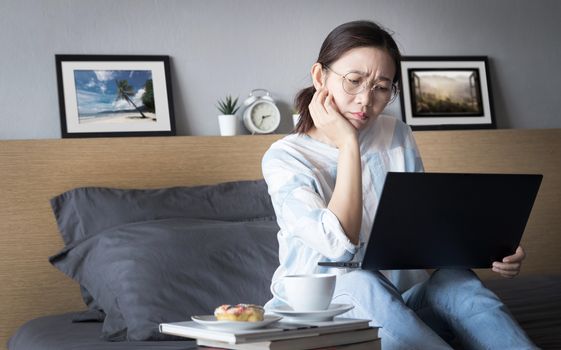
[56,55,175,138]
[399,56,495,130]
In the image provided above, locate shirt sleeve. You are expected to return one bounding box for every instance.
[403,125,425,173]
[262,147,359,260]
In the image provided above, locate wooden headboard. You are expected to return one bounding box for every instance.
[1,129,560,346]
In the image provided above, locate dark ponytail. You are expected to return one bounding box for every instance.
[293,86,316,134]
[293,20,401,134]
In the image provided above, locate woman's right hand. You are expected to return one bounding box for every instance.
[308,88,357,149]
[309,87,363,242]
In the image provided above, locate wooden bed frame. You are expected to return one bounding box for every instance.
[1,129,560,346]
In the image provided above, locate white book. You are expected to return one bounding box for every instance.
[196,327,379,350]
[159,318,371,344]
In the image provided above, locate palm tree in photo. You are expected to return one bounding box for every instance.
[115,79,147,118]
[142,79,155,113]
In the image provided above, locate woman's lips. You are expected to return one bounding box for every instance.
[351,112,368,120]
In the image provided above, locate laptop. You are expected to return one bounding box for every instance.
[318,172,542,270]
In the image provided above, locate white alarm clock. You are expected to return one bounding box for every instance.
[242,89,281,134]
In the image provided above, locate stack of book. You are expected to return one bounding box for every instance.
[159,318,380,350]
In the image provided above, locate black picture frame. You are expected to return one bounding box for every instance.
[55,54,175,138]
[399,56,495,130]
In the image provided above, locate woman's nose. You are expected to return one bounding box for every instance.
[355,87,373,106]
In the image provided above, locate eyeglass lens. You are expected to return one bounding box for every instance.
[342,72,397,102]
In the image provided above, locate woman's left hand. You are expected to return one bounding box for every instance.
[492,246,526,278]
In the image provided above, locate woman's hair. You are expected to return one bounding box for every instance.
[294,20,401,134]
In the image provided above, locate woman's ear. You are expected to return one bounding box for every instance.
[311,63,325,90]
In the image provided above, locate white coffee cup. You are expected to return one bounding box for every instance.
[218,114,238,136]
[271,274,336,311]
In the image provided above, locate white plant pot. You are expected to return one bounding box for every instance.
[218,114,238,136]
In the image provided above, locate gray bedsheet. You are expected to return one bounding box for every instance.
[7,312,199,350]
[8,275,561,350]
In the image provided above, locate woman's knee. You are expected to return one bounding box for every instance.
[430,269,482,290]
[424,269,484,303]
[425,269,502,313]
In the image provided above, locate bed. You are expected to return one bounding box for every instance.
[1,129,561,349]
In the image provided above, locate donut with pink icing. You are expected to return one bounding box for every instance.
[214,304,265,322]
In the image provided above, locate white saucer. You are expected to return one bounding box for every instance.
[269,303,354,322]
[191,315,282,331]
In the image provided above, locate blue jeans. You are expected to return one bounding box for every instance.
[332,269,538,350]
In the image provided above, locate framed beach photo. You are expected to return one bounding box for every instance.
[55,55,175,138]
[399,56,495,130]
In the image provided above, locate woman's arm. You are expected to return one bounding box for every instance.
[309,88,362,245]
[327,138,362,245]
[262,155,358,260]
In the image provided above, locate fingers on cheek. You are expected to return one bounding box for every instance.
[308,106,317,121]
[311,95,321,110]
[326,95,337,112]
[321,90,329,104]
[324,95,333,110]
[312,89,323,104]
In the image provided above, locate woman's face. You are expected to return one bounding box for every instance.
[318,47,396,130]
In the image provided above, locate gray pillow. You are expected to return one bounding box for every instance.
[50,180,275,312]
[49,217,280,341]
[50,180,275,246]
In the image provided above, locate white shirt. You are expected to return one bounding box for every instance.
[262,115,429,308]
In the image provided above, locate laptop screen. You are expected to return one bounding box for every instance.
[360,172,542,270]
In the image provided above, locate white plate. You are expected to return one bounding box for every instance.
[269,303,354,322]
[191,314,282,331]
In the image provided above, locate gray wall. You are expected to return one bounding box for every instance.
[1,0,560,140]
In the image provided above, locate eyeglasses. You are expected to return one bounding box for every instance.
[324,65,399,104]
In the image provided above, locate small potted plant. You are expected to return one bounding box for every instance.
[216,95,240,136]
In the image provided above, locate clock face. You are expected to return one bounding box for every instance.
[250,102,279,132]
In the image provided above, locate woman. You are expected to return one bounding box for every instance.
[262,20,536,349]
